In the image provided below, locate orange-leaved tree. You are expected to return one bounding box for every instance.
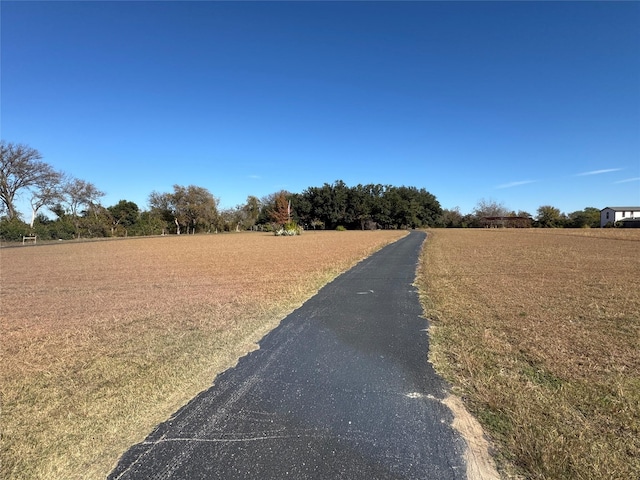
[268,190,291,227]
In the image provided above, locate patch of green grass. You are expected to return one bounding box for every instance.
[520,362,564,391]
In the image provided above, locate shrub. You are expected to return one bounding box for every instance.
[335,225,347,231]
[0,218,30,242]
[274,221,303,236]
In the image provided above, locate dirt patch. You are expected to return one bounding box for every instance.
[443,394,501,480]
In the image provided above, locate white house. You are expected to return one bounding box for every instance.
[600,207,640,227]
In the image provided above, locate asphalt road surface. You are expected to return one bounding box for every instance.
[109,231,467,479]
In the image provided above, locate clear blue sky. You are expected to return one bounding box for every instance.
[2,1,639,217]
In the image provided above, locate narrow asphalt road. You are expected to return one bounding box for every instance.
[109,231,467,479]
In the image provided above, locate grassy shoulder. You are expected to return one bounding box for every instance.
[417,229,640,479]
[1,230,406,479]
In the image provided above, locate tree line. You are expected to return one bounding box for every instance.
[0,141,606,241]
[441,198,602,228]
[284,180,442,230]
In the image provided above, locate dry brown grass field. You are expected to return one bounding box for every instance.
[418,229,640,480]
[0,230,406,479]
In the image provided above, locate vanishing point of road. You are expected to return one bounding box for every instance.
[109,231,475,479]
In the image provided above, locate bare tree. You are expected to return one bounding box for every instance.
[28,171,65,228]
[0,141,60,220]
[63,178,104,217]
[61,178,105,237]
[473,198,510,218]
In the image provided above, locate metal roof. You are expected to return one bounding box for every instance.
[600,207,640,211]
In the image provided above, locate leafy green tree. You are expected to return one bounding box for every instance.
[380,186,401,228]
[135,211,167,236]
[149,185,219,234]
[107,200,140,236]
[148,190,174,233]
[47,204,75,239]
[366,184,387,228]
[439,207,464,228]
[330,180,350,228]
[303,184,334,228]
[402,186,441,227]
[218,208,234,232]
[0,217,30,241]
[242,195,261,230]
[29,214,54,241]
[349,184,373,230]
[290,181,441,230]
[289,193,312,228]
[221,195,264,232]
[568,207,600,228]
[536,205,565,228]
[82,204,111,238]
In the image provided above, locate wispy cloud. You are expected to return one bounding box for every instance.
[248,174,261,179]
[576,168,622,176]
[613,177,640,184]
[496,180,536,189]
